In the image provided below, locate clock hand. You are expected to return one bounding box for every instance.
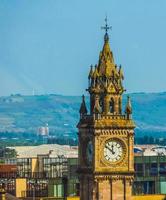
[105,145,115,154]
[111,145,115,154]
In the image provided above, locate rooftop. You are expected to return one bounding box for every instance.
[8,144,166,159]
[9,144,78,158]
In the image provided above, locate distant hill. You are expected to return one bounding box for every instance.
[0,92,166,144]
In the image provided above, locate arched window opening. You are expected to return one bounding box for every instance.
[95,78,98,86]
[110,98,114,113]
[119,98,122,114]
[99,98,103,113]
[91,78,94,87]
[112,70,114,78]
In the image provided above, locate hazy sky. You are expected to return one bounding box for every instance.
[0,0,166,96]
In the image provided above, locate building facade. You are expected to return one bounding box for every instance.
[134,147,166,195]
[1,145,166,199]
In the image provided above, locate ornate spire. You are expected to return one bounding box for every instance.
[98,17,115,77]
[87,18,125,115]
[79,95,88,116]
[125,96,132,119]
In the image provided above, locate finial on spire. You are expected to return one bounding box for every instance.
[88,65,94,79]
[101,16,112,41]
[79,95,88,118]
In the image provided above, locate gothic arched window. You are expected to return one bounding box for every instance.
[110,98,114,113]
[119,98,122,114]
[99,98,103,113]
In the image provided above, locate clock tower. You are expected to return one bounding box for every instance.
[77,18,135,200]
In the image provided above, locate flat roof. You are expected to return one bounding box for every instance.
[9,144,78,158]
[8,144,166,159]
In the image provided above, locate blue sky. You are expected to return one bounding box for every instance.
[0,0,166,96]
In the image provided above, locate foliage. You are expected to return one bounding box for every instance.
[0,147,17,158]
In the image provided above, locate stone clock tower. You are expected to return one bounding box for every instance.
[77,18,135,200]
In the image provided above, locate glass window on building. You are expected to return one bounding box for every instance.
[159,163,166,176]
[150,163,158,176]
[5,158,17,164]
[68,179,79,196]
[16,158,32,177]
[54,184,64,197]
[143,181,155,194]
[135,164,143,177]
[133,181,155,195]
[133,182,144,195]
[145,163,150,176]
[160,182,166,194]
[43,157,68,178]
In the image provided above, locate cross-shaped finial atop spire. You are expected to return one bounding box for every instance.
[101,16,112,42]
[101,16,112,34]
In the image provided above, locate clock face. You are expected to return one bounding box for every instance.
[86,141,93,163]
[104,139,123,163]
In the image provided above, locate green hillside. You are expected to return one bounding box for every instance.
[0,92,166,145]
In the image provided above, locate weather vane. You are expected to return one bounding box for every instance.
[101,16,112,34]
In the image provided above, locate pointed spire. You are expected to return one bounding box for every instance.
[119,65,124,80]
[79,95,88,116]
[125,96,132,119]
[101,17,112,54]
[88,65,94,79]
[93,65,99,78]
[98,17,115,77]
